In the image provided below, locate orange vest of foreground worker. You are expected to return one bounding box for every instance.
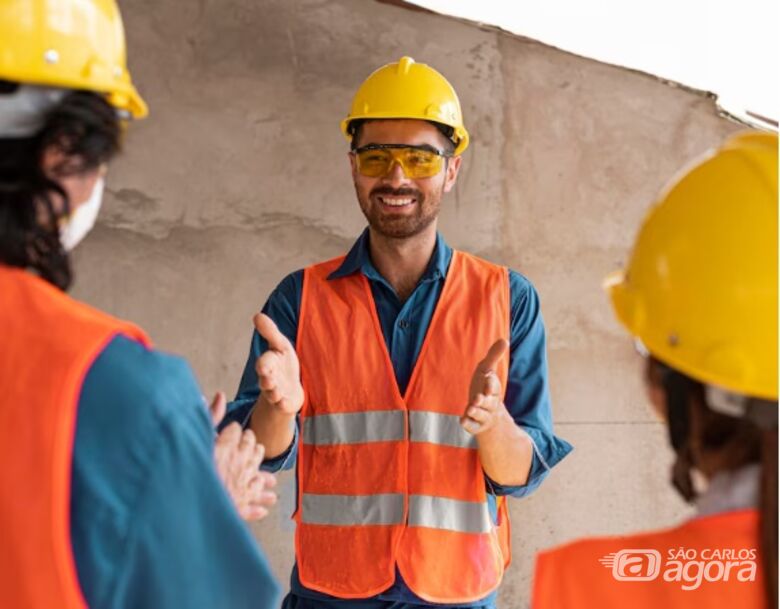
[532,509,765,609]
[0,266,150,609]
[295,250,511,603]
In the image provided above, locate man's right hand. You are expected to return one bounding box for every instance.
[254,313,305,415]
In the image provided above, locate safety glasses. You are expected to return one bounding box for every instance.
[353,144,450,179]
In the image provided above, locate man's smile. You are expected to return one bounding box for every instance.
[377,194,417,208]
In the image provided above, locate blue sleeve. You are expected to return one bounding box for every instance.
[488,271,573,499]
[223,270,303,473]
[72,335,280,609]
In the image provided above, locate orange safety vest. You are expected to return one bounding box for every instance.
[0,266,150,609]
[294,250,512,603]
[532,509,766,609]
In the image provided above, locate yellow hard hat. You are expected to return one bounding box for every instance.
[605,131,778,400]
[341,56,469,155]
[0,0,147,119]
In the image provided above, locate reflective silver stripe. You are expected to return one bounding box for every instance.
[408,495,492,534]
[409,411,477,449]
[301,493,405,526]
[301,493,491,533]
[302,410,405,445]
[302,410,475,448]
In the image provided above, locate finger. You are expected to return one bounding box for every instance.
[213,422,242,483]
[209,391,227,427]
[255,442,266,464]
[262,387,284,405]
[215,422,242,449]
[256,351,280,380]
[235,435,260,488]
[480,338,509,372]
[248,443,264,473]
[482,371,501,397]
[231,429,257,474]
[465,405,492,424]
[244,476,278,506]
[254,313,291,354]
[246,475,278,500]
[258,372,278,392]
[257,471,277,488]
[468,393,485,408]
[460,416,482,435]
[241,505,269,521]
[250,491,278,508]
[237,428,257,459]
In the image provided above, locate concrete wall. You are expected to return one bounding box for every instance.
[72,1,742,606]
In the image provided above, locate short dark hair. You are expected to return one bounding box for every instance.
[348,119,456,154]
[0,85,121,290]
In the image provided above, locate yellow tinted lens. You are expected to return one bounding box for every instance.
[397,148,442,178]
[356,149,393,177]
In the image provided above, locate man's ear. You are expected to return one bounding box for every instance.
[348,151,358,178]
[443,155,462,193]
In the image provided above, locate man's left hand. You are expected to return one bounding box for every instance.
[461,339,510,435]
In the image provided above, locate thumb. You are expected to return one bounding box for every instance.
[254,313,289,353]
[209,391,227,427]
[481,338,509,372]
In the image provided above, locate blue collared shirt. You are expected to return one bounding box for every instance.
[227,229,572,608]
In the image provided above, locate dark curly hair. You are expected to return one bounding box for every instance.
[0,82,121,290]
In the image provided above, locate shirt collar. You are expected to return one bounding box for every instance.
[327,228,452,283]
[695,463,761,517]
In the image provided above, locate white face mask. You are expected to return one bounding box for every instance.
[59,177,105,251]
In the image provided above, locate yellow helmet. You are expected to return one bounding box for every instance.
[0,0,147,119]
[341,56,469,155]
[605,131,778,400]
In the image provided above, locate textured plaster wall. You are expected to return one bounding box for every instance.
[71,1,742,606]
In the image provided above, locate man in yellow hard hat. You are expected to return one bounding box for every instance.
[0,1,279,607]
[224,56,572,608]
[532,132,778,608]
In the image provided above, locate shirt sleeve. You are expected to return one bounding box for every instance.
[71,335,280,609]
[223,270,303,473]
[488,271,573,499]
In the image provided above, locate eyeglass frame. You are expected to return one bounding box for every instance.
[351,143,454,157]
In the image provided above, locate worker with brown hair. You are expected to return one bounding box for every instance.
[532,131,778,608]
[225,56,572,609]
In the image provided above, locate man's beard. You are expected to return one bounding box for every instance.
[357,185,442,239]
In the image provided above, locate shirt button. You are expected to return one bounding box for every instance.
[398,320,409,329]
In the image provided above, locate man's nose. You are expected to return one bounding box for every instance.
[383,158,410,186]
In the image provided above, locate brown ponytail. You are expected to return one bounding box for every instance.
[646,356,777,608]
